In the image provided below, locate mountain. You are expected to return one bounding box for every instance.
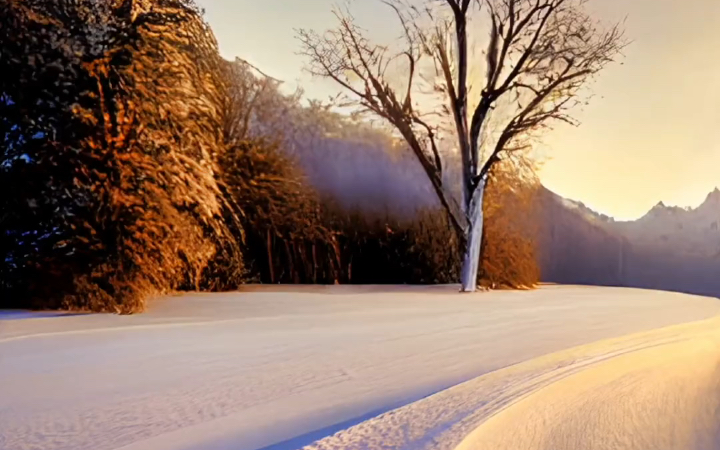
[535,187,720,297]
[533,187,628,287]
[615,188,720,257]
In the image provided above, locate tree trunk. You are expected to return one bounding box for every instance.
[266,229,275,284]
[460,180,486,292]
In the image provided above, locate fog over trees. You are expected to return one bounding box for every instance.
[299,0,626,291]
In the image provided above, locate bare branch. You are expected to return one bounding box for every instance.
[297,5,469,235]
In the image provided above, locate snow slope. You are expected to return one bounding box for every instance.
[307,315,720,450]
[1,285,719,450]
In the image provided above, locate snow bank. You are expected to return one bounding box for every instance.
[455,318,720,450]
[1,285,719,450]
[307,316,720,450]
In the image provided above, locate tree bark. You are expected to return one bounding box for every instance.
[460,179,486,292]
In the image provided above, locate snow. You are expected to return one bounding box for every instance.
[1,285,719,450]
[453,319,720,450]
[308,314,720,450]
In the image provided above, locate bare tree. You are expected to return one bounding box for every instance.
[298,0,625,292]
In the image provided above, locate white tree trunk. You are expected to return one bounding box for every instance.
[460,180,486,292]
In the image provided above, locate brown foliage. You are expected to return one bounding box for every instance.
[216,139,341,285]
[0,0,240,312]
[211,60,340,285]
[480,162,540,289]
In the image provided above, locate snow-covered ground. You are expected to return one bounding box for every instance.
[1,285,719,450]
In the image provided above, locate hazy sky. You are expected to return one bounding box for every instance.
[197,0,720,220]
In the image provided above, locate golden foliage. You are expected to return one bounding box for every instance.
[0,0,240,312]
[480,160,541,289]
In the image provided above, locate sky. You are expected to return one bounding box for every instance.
[196,0,720,220]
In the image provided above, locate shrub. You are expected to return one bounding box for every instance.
[481,162,540,289]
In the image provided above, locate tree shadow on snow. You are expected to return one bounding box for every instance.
[0,310,90,320]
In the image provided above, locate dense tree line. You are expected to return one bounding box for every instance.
[1,0,539,312]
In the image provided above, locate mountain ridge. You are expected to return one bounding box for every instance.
[546,186,720,224]
[536,186,720,297]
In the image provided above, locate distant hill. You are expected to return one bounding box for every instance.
[536,187,720,297]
